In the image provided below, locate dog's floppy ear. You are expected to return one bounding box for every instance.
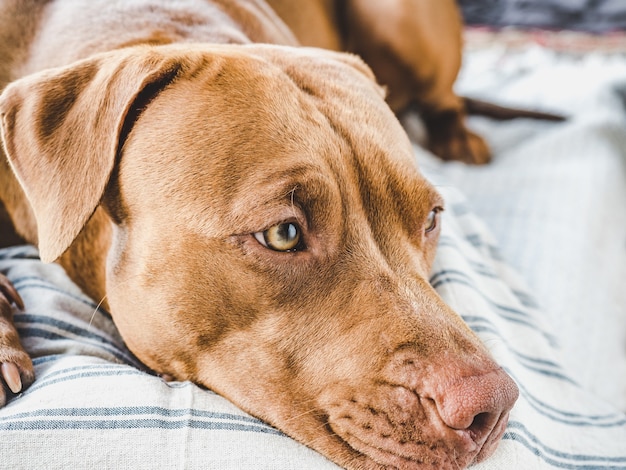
[0,47,182,262]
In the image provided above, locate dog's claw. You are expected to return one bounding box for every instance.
[0,275,24,310]
[1,363,22,394]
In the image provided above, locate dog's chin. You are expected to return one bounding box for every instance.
[332,420,508,470]
[333,433,478,470]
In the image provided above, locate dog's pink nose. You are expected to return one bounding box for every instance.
[432,369,519,449]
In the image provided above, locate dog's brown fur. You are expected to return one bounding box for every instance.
[0,1,518,469]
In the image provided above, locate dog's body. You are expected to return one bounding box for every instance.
[0,1,518,468]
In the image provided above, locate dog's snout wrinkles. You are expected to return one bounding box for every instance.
[320,346,519,469]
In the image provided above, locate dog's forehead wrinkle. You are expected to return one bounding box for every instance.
[224,163,341,232]
[322,111,429,214]
[346,148,443,266]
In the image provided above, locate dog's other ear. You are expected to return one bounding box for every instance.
[0,47,183,262]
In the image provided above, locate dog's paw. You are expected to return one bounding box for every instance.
[425,110,492,164]
[431,127,492,165]
[0,273,34,407]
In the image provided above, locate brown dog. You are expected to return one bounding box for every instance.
[0,1,518,469]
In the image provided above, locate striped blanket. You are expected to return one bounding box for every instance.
[1,177,625,468]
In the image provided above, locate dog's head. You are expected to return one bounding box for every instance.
[0,44,517,469]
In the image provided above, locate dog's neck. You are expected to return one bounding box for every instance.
[58,208,111,309]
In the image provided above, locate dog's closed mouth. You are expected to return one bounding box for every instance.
[323,404,512,469]
[316,360,518,469]
[323,409,512,468]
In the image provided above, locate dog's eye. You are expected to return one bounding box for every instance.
[254,222,302,252]
[425,207,442,233]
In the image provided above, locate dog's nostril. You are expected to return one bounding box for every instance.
[469,412,489,432]
[467,411,496,442]
[442,405,498,436]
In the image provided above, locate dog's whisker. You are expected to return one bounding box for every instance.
[283,407,319,424]
[452,448,464,470]
[287,185,298,219]
[88,295,107,331]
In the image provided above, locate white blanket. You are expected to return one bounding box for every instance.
[2,39,626,469]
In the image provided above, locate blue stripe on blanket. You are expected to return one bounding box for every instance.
[508,377,626,427]
[12,276,112,317]
[462,315,560,361]
[1,405,276,427]
[24,367,148,395]
[430,269,531,319]
[439,233,502,255]
[18,326,134,365]
[16,314,131,359]
[1,419,279,434]
[430,269,558,345]
[505,421,626,469]
[0,404,282,435]
[0,245,40,260]
[18,314,121,347]
[433,241,542,310]
[510,289,541,309]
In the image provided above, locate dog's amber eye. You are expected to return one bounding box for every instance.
[254,223,302,252]
[425,208,442,233]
